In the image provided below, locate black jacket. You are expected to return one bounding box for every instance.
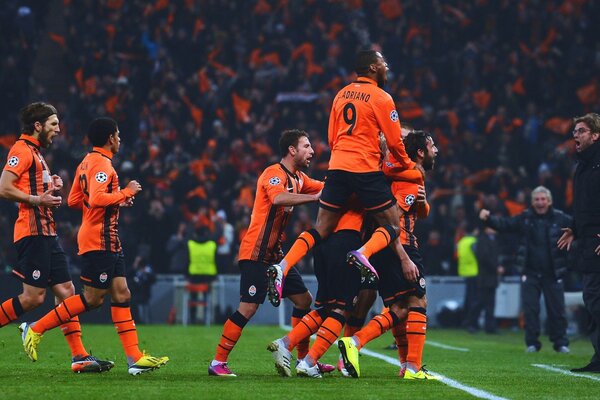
[474,232,500,288]
[573,140,600,273]
[485,207,572,278]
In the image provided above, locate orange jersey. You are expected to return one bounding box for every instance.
[334,197,364,233]
[327,77,415,173]
[68,147,135,254]
[3,134,56,242]
[238,163,323,264]
[383,154,429,247]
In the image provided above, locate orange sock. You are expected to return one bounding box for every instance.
[391,322,408,365]
[285,308,326,351]
[32,294,88,334]
[111,302,143,364]
[354,311,399,350]
[282,230,320,277]
[0,297,24,327]
[406,308,427,371]
[60,316,87,357]
[306,313,344,365]
[343,316,365,337]
[291,308,311,359]
[215,311,248,362]
[359,225,396,258]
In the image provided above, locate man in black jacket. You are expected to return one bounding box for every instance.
[558,113,600,373]
[480,186,571,353]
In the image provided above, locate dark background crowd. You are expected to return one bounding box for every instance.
[1,0,599,285]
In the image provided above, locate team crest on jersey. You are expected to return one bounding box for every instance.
[419,277,426,289]
[390,110,399,122]
[405,194,416,206]
[99,272,108,283]
[32,270,41,280]
[269,176,281,186]
[95,171,108,183]
[248,285,257,296]
[7,156,19,167]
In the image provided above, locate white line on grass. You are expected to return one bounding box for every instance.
[360,348,508,400]
[426,340,469,352]
[532,364,600,382]
[283,324,501,399]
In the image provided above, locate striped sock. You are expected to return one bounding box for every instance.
[215,311,248,362]
[32,294,88,334]
[0,297,24,327]
[111,302,143,364]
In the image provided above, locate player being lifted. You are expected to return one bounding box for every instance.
[20,117,169,375]
[339,130,440,380]
[267,50,421,307]
[209,129,334,377]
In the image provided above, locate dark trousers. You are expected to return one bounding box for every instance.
[582,273,600,363]
[522,274,568,349]
[463,277,478,326]
[467,284,497,332]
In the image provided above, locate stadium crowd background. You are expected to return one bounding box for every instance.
[1,0,599,287]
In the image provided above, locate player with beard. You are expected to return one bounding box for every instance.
[0,103,114,373]
[267,50,421,308]
[338,131,440,380]
[209,129,334,377]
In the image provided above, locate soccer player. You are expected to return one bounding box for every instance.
[0,103,113,373]
[20,117,169,375]
[267,50,421,307]
[338,131,440,380]
[268,202,365,378]
[209,129,327,377]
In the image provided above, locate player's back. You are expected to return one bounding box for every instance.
[328,78,397,173]
[73,151,121,254]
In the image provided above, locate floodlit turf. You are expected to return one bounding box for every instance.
[0,324,598,399]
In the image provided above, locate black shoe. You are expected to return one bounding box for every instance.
[570,362,600,373]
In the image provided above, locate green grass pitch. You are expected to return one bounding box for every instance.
[0,324,598,399]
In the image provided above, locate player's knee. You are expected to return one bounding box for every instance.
[408,295,427,309]
[83,292,104,309]
[238,302,259,319]
[294,291,313,310]
[390,303,408,321]
[112,288,131,304]
[20,293,45,310]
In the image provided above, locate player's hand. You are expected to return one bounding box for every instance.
[51,174,63,190]
[401,257,419,282]
[479,209,490,221]
[39,189,62,208]
[313,190,322,201]
[126,180,142,195]
[416,185,426,204]
[557,228,574,251]
[120,196,135,207]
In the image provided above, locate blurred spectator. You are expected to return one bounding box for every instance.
[129,246,157,324]
[214,210,234,274]
[457,224,478,325]
[466,226,504,334]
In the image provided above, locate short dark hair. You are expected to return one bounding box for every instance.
[19,102,58,134]
[354,50,380,75]
[574,113,600,134]
[279,129,309,157]
[404,130,432,161]
[88,117,118,147]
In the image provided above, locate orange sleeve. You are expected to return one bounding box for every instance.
[382,153,422,182]
[373,93,415,170]
[391,180,420,213]
[88,161,132,207]
[299,172,324,194]
[262,168,288,204]
[68,167,84,209]
[3,144,32,179]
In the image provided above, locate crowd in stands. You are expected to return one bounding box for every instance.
[1,0,599,283]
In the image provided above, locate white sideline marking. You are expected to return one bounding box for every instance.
[426,340,469,352]
[532,364,600,382]
[283,324,506,400]
[361,348,508,400]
